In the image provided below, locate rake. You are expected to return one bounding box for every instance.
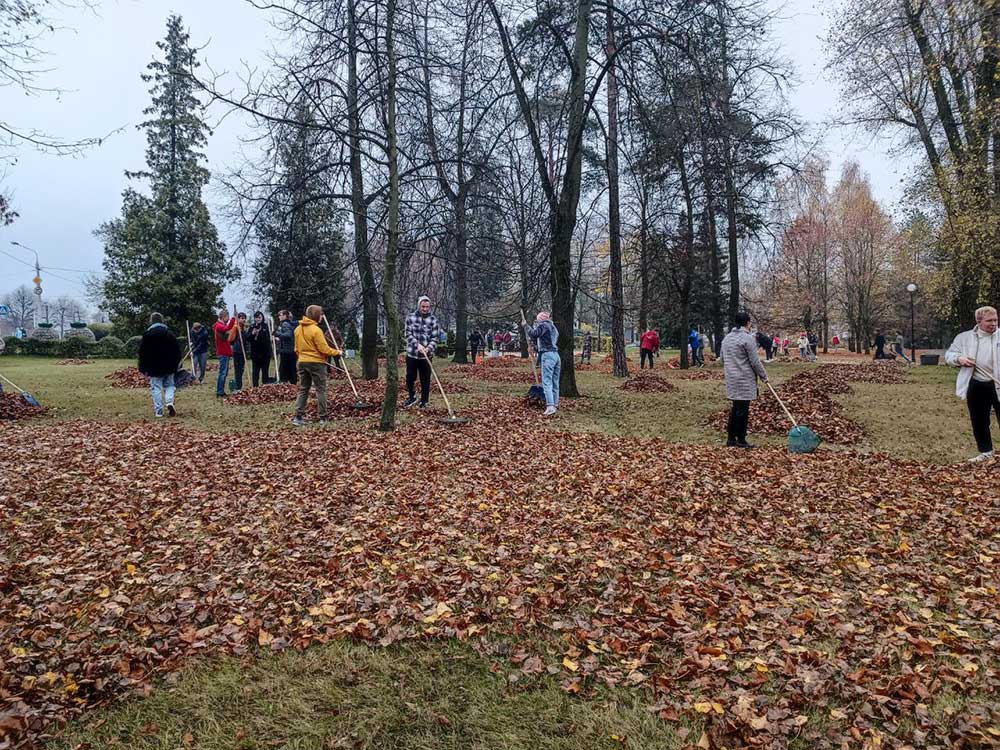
[766,381,821,454]
[0,373,41,407]
[322,315,371,409]
[423,350,470,425]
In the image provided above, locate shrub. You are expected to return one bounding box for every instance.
[2,336,21,355]
[124,335,143,358]
[344,325,360,351]
[21,339,60,356]
[88,323,113,341]
[57,337,91,358]
[95,336,125,358]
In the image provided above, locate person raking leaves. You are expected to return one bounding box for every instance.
[137,312,182,418]
[945,305,1000,463]
[720,310,768,448]
[523,309,561,416]
[293,305,341,426]
[403,295,441,409]
[213,308,238,397]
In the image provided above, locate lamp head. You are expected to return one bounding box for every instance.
[906,283,918,294]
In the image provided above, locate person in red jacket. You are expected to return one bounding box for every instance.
[640,326,660,369]
[213,308,237,397]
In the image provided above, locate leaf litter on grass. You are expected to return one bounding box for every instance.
[2,408,998,749]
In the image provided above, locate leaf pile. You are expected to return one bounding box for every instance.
[669,369,724,381]
[55,359,92,366]
[104,368,148,389]
[224,383,299,406]
[620,374,678,393]
[707,363,908,444]
[0,392,47,421]
[1,417,998,749]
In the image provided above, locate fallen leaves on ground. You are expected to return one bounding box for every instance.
[0,392,47,421]
[2,389,998,749]
[105,367,148,389]
[707,362,908,444]
[620,373,678,393]
[447,364,536,384]
[669,369,724,381]
[55,359,93,366]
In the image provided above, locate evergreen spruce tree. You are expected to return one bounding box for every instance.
[98,14,232,333]
[253,102,347,327]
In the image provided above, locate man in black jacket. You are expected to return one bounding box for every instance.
[138,312,182,417]
[190,322,209,382]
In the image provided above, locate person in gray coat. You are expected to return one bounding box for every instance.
[720,310,769,448]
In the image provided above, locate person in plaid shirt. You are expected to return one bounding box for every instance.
[404,295,440,408]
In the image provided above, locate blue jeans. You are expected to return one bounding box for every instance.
[194,352,208,381]
[540,350,561,407]
[216,355,231,396]
[149,374,175,415]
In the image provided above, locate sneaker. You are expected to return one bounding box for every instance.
[543,406,557,416]
[968,451,994,463]
[403,397,418,409]
[735,441,755,449]
[418,402,429,409]
[292,417,306,427]
[318,419,328,426]
[154,411,164,418]
[166,403,176,417]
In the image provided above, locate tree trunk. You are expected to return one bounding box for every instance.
[637,186,650,332]
[380,0,401,431]
[348,2,379,381]
[605,2,628,378]
[452,204,469,363]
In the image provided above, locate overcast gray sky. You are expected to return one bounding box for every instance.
[0,0,912,307]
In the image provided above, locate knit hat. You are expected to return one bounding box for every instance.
[536,311,551,322]
[418,295,431,305]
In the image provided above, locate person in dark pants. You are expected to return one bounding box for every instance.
[720,311,769,448]
[190,322,209,382]
[403,295,440,408]
[274,310,298,384]
[808,331,818,360]
[945,305,1000,462]
[230,312,249,391]
[469,329,484,364]
[755,329,774,362]
[640,327,660,369]
[249,311,273,387]
[873,330,886,359]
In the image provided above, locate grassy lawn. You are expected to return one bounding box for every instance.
[2,353,997,749]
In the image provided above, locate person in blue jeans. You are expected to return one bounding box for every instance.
[190,322,209,382]
[524,310,561,416]
[213,308,237,397]
[137,312,182,417]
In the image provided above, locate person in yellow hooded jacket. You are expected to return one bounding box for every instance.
[293,305,341,426]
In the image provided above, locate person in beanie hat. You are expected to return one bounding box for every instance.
[525,310,561,416]
[274,309,298,384]
[403,295,441,408]
[138,312,182,417]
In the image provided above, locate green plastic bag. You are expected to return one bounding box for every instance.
[788,425,821,453]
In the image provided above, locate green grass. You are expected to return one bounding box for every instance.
[51,641,691,750]
[0,354,986,461]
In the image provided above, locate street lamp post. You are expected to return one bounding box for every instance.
[906,283,918,364]
[11,241,42,328]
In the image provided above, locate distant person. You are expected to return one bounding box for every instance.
[525,311,560,416]
[275,309,298,384]
[798,332,810,361]
[720,311,769,448]
[502,329,512,352]
[641,326,661,369]
[190,322,209,383]
[894,331,911,364]
[581,330,593,364]
[808,331,819,361]
[684,327,699,368]
[945,305,1000,463]
[756,329,774,362]
[874,330,887,359]
[403,295,440,408]
[249,311,273,387]
[782,336,791,357]
[292,305,340,426]
[229,312,249,391]
[772,334,781,358]
[213,308,238,397]
[494,330,503,353]
[469,329,484,364]
[137,312,182,418]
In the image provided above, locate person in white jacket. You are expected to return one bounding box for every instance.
[944,305,1000,462]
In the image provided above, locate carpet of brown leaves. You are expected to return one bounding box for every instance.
[2,407,998,749]
[0,393,48,421]
[446,364,536,384]
[669,369,724,381]
[707,363,908,444]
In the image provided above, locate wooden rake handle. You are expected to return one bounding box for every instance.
[765,380,798,428]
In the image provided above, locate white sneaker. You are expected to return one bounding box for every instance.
[543,406,557,416]
[968,451,994,463]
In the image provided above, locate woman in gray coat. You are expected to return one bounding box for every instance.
[720,311,769,448]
